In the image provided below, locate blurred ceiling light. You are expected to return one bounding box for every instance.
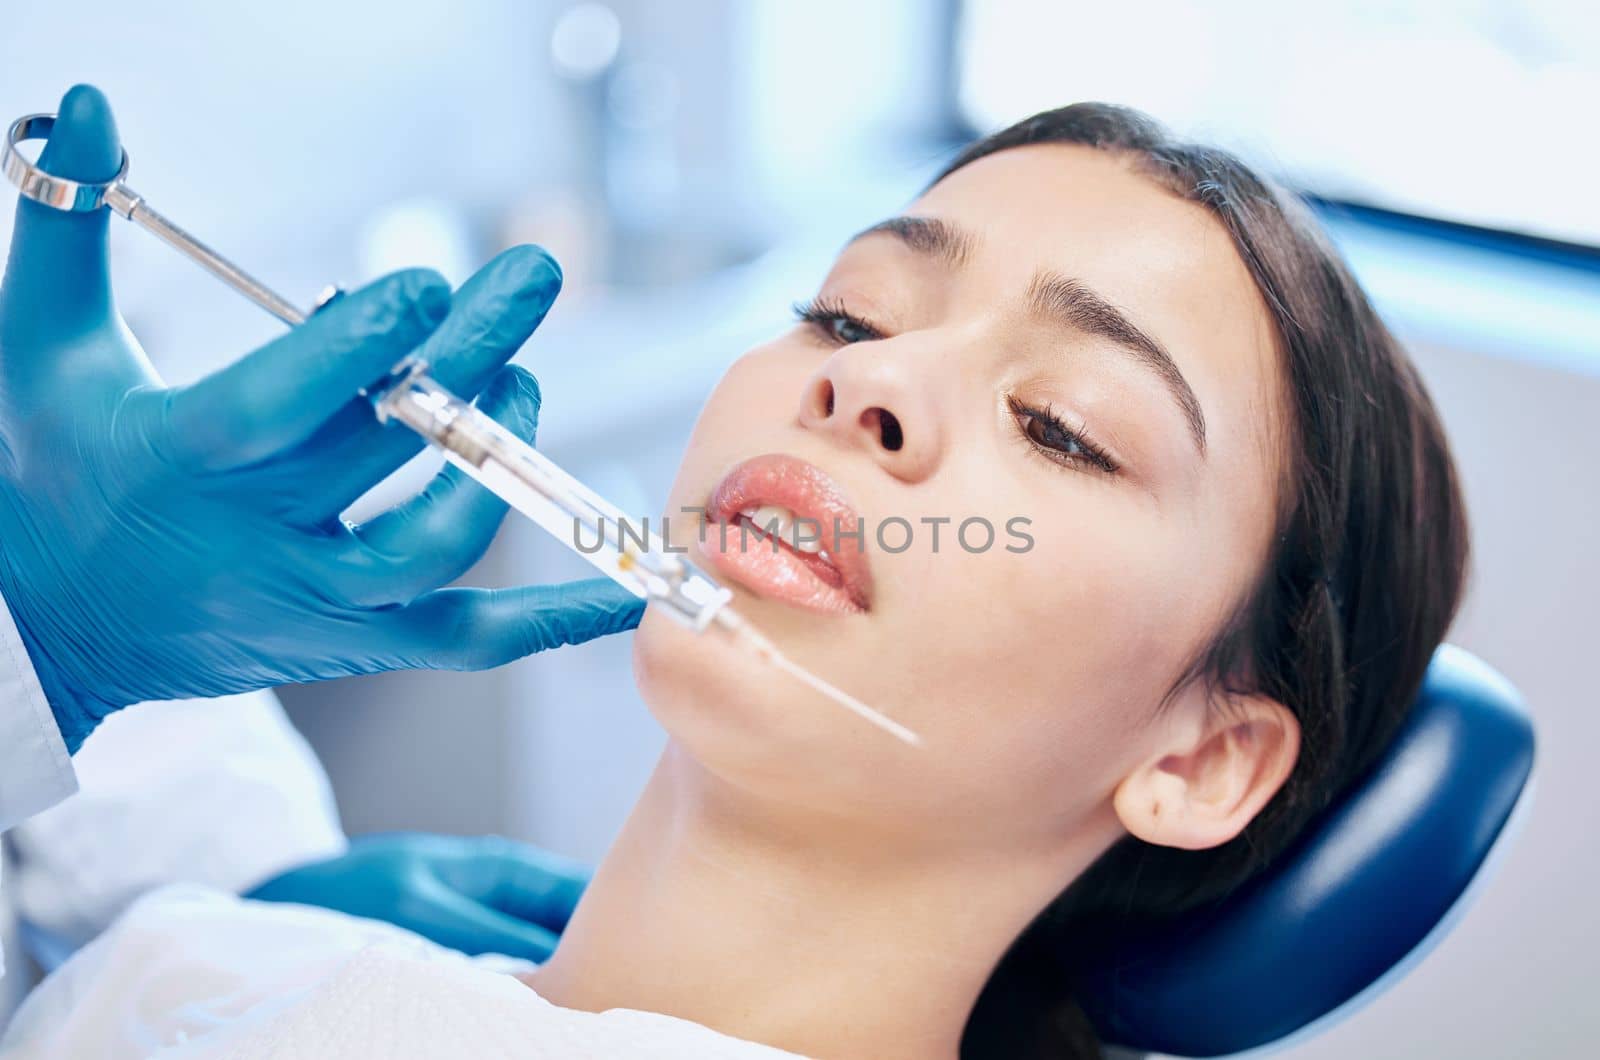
[550,3,622,81]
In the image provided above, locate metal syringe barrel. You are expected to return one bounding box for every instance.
[368,360,735,632]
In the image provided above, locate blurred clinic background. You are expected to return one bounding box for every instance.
[2,2,1597,1056]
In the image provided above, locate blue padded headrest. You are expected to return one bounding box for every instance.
[1076,644,1536,1057]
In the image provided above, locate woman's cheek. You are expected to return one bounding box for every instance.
[875,549,1053,742]
[663,342,810,498]
[987,519,1175,711]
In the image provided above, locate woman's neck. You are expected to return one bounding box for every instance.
[526,744,1113,1060]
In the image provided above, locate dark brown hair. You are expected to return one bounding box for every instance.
[943,105,1471,1059]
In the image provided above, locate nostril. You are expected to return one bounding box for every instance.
[862,408,904,452]
[811,379,835,419]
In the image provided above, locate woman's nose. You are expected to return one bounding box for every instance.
[797,343,943,482]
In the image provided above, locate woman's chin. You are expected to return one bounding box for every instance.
[632,607,884,795]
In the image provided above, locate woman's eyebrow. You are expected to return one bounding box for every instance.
[847,216,974,268]
[848,214,1207,457]
[1027,273,1208,456]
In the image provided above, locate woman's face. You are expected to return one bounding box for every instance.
[635,143,1287,849]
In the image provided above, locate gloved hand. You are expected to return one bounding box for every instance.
[246,832,589,962]
[0,85,644,751]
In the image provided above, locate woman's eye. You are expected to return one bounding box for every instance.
[793,298,883,345]
[828,315,877,344]
[1009,397,1119,474]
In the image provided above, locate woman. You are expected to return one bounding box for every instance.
[0,103,1467,1060]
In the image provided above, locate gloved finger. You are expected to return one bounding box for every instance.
[161,268,451,471]
[410,876,562,961]
[429,836,592,933]
[344,366,540,605]
[0,84,122,348]
[478,848,591,933]
[370,578,646,672]
[491,865,589,934]
[284,245,563,521]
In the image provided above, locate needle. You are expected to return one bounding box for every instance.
[725,617,923,747]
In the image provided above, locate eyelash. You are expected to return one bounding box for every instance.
[793,297,884,344]
[792,297,1119,475]
[1007,396,1119,474]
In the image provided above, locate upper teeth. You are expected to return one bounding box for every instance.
[739,504,824,553]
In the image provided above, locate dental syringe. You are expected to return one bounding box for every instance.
[3,111,921,748]
[370,359,921,746]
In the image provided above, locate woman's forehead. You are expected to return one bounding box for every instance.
[907,144,1258,311]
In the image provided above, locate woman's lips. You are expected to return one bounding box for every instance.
[702,454,873,615]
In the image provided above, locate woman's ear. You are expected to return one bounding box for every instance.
[1112,693,1300,851]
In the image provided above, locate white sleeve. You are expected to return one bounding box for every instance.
[0,884,459,1060]
[4,689,348,951]
[0,588,76,836]
[0,886,793,1060]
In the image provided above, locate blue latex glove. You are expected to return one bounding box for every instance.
[0,85,644,751]
[246,832,589,962]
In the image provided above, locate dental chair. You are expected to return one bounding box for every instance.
[1081,644,1536,1058]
